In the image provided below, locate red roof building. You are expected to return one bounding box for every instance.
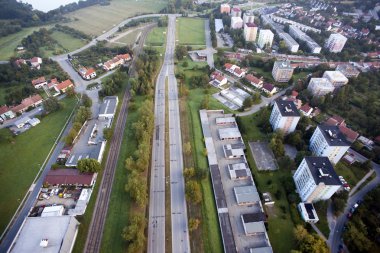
[44,169,97,186]
[299,103,313,117]
[55,80,74,93]
[339,125,359,143]
[245,74,263,88]
[31,77,47,89]
[11,94,43,114]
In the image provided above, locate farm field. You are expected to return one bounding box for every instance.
[64,0,167,36]
[176,18,206,46]
[0,97,77,234]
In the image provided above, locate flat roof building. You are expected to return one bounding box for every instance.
[257,29,274,49]
[293,157,342,202]
[243,10,255,24]
[41,205,65,217]
[220,3,230,14]
[228,162,250,180]
[241,212,267,235]
[322,71,349,88]
[289,25,321,54]
[244,23,258,42]
[272,61,294,82]
[298,202,319,223]
[231,17,244,29]
[216,117,236,126]
[269,99,300,134]
[218,127,242,140]
[234,185,260,205]
[98,96,118,120]
[279,32,299,53]
[307,78,335,96]
[223,143,245,159]
[9,216,79,253]
[215,19,224,32]
[250,247,274,253]
[336,64,360,78]
[325,33,347,53]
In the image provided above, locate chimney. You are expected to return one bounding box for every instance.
[40,239,48,248]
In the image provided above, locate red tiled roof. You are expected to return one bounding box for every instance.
[245,74,262,84]
[234,68,243,75]
[291,90,299,97]
[332,115,345,125]
[44,169,95,185]
[11,94,42,113]
[31,76,46,86]
[339,125,359,142]
[117,53,131,61]
[224,63,233,69]
[232,7,241,11]
[300,103,312,113]
[0,105,10,114]
[30,57,41,63]
[56,80,74,91]
[215,74,225,82]
[85,68,95,76]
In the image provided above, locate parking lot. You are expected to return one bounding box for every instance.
[249,142,278,171]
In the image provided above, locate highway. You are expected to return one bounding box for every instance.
[167,16,190,253]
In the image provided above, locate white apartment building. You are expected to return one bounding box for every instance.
[279,32,299,53]
[231,17,244,29]
[307,78,335,96]
[269,99,300,134]
[293,157,342,203]
[231,7,242,17]
[325,33,347,53]
[257,29,274,49]
[289,25,321,54]
[323,71,349,88]
[243,10,255,23]
[309,125,351,164]
[244,23,258,42]
[272,60,294,82]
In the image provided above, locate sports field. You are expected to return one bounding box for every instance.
[0,97,77,234]
[65,0,167,36]
[176,18,205,46]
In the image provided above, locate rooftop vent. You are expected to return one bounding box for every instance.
[40,239,48,248]
[285,106,293,112]
[328,130,337,138]
[318,168,330,177]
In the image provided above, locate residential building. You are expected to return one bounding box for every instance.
[323,71,349,88]
[231,17,244,29]
[79,67,96,80]
[30,57,42,69]
[299,103,313,117]
[336,64,360,78]
[11,94,43,114]
[9,216,79,253]
[325,33,347,53]
[215,19,224,32]
[243,10,255,23]
[262,83,277,95]
[293,157,342,202]
[309,124,351,164]
[298,203,319,223]
[224,63,246,77]
[210,71,227,87]
[289,25,321,54]
[231,7,242,17]
[103,53,131,71]
[245,74,263,89]
[31,76,47,89]
[272,60,294,82]
[257,29,274,49]
[279,32,299,53]
[48,78,60,89]
[14,58,27,68]
[307,78,335,96]
[55,80,74,93]
[269,99,300,134]
[0,105,16,121]
[244,23,258,42]
[220,3,230,14]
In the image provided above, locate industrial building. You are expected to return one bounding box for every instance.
[98,96,118,120]
[223,143,245,159]
[218,127,242,140]
[241,212,267,235]
[228,162,251,180]
[234,185,261,205]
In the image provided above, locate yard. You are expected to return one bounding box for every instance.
[176,18,206,46]
[64,0,167,36]
[0,97,77,234]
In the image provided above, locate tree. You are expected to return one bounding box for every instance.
[242,97,253,109]
[185,180,202,203]
[270,132,285,158]
[122,213,146,253]
[183,142,192,156]
[66,86,76,97]
[294,225,328,253]
[332,191,348,215]
[125,172,147,207]
[82,94,92,108]
[103,128,113,140]
[175,45,188,60]
[77,158,101,173]
[65,128,78,145]
[201,96,209,109]
[43,97,61,112]
[75,106,92,124]
[188,218,200,231]
[183,167,195,180]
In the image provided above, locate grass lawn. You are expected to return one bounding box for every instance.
[176,18,205,46]
[335,161,369,187]
[0,97,77,234]
[50,31,87,52]
[146,27,167,46]
[65,0,167,36]
[0,26,51,60]
[115,29,143,46]
[314,201,330,238]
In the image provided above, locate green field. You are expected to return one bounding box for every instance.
[335,162,369,187]
[50,31,87,52]
[0,97,77,234]
[65,0,167,36]
[146,27,167,46]
[115,29,143,46]
[176,18,206,46]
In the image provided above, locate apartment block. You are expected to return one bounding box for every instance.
[257,29,274,49]
[272,60,294,82]
[307,78,335,96]
[325,33,347,53]
[244,23,258,42]
[323,71,349,88]
[269,99,300,134]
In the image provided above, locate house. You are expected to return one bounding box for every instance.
[290,90,299,99]
[299,103,313,117]
[245,74,263,89]
[11,94,43,114]
[48,78,59,89]
[103,54,132,71]
[233,67,246,78]
[31,76,47,89]
[44,168,97,186]
[210,71,227,87]
[14,59,27,68]
[339,125,359,143]
[0,105,16,121]
[30,57,42,69]
[55,80,74,93]
[325,115,345,126]
[262,83,277,95]
[79,67,97,80]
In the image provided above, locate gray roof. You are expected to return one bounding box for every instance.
[274,60,292,69]
[250,247,274,253]
[99,96,118,117]
[318,124,350,146]
[234,185,260,204]
[304,156,342,186]
[10,216,79,253]
[242,212,267,223]
[275,99,300,117]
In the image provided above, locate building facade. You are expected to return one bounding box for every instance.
[322,71,349,88]
[279,32,299,53]
[289,25,321,54]
[269,99,300,134]
[307,78,335,96]
[325,33,347,53]
[220,3,230,14]
[243,10,255,23]
[231,17,244,29]
[272,60,294,82]
[231,7,242,17]
[293,157,342,202]
[244,23,258,41]
[257,29,274,49]
[309,125,351,164]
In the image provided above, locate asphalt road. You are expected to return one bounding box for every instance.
[328,161,380,253]
[167,16,190,253]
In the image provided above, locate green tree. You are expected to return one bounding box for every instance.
[103,128,113,140]
[125,172,147,207]
[242,97,253,109]
[270,132,285,158]
[82,94,92,108]
[294,225,328,253]
[185,180,202,203]
[75,106,92,124]
[42,97,62,112]
[77,158,101,173]
[183,142,192,156]
[65,128,78,145]
[122,214,146,253]
[183,167,195,180]
[188,218,200,231]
